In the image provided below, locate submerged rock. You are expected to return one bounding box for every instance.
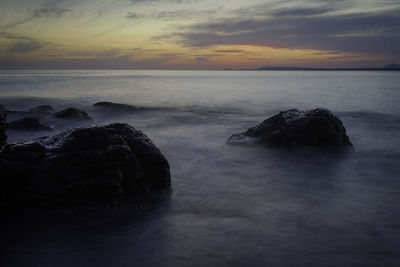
[0,105,6,148]
[93,101,142,112]
[54,107,92,120]
[28,105,55,114]
[228,108,353,149]
[0,123,171,208]
[7,118,53,131]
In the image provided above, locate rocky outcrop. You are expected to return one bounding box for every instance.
[0,105,6,148]
[228,108,353,149]
[93,102,142,112]
[28,105,55,114]
[0,123,171,208]
[54,107,92,120]
[7,118,53,131]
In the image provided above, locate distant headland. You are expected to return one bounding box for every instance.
[224,64,400,71]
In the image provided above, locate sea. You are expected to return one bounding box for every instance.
[0,70,400,267]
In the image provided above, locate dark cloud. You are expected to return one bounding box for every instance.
[0,45,187,69]
[158,6,400,57]
[39,0,81,6]
[33,8,72,18]
[125,7,221,21]
[0,31,32,40]
[66,49,122,58]
[125,12,143,19]
[128,0,200,4]
[2,7,73,28]
[214,49,245,53]
[312,51,342,55]
[0,31,46,53]
[8,40,44,53]
[271,8,331,17]
[233,0,349,17]
[2,17,36,29]
[155,9,215,20]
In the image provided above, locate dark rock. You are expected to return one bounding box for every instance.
[54,107,92,120]
[228,108,353,149]
[7,118,53,131]
[93,102,141,112]
[28,105,55,114]
[0,105,7,148]
[0,123,171,208]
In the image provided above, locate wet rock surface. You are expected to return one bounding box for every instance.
[0,123,171,209]
[28,105,55,114]
[228,108,353,149]
[54,107,92,120]
[7,118,53,131]
[0,105,7,148]
[93,102,143,112]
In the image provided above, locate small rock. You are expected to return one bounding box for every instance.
[7,118,53,131]
[28,105,55,114]
[93,101,141,112]
[54,107,92,120]
[228,108,353,149]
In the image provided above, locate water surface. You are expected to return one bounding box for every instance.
[1,70,400,267]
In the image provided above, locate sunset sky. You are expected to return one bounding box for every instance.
[0,0,399,69]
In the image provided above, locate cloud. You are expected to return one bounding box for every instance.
[214,49,245,53]
[271,8,331,17]
[33,8,73,18]
[2,7,73,28]
[2,17,36,29]
[64,48,123,58]
[232,0,350,17]
[128,0,200,4]
[156,4,400,57]
[195,56,207,62]
[1,0,399,68]
[125,6,221,21]
[8,40,44,53]
[0,31,46,53]
[125,12,143,19]
[0,31,32,40]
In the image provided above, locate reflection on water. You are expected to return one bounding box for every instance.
[1,70,400,266]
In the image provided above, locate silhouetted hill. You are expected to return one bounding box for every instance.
[384,64,400,70]
[253,64,400,71]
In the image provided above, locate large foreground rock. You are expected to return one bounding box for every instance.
[0,123,170,208]
[0,105,6,148]
[228,108,353,149]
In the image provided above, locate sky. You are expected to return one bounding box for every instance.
[0,0,399,69]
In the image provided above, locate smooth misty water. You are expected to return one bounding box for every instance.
[1,70,400,267]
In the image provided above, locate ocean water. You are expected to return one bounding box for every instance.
[1,70,400,267]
